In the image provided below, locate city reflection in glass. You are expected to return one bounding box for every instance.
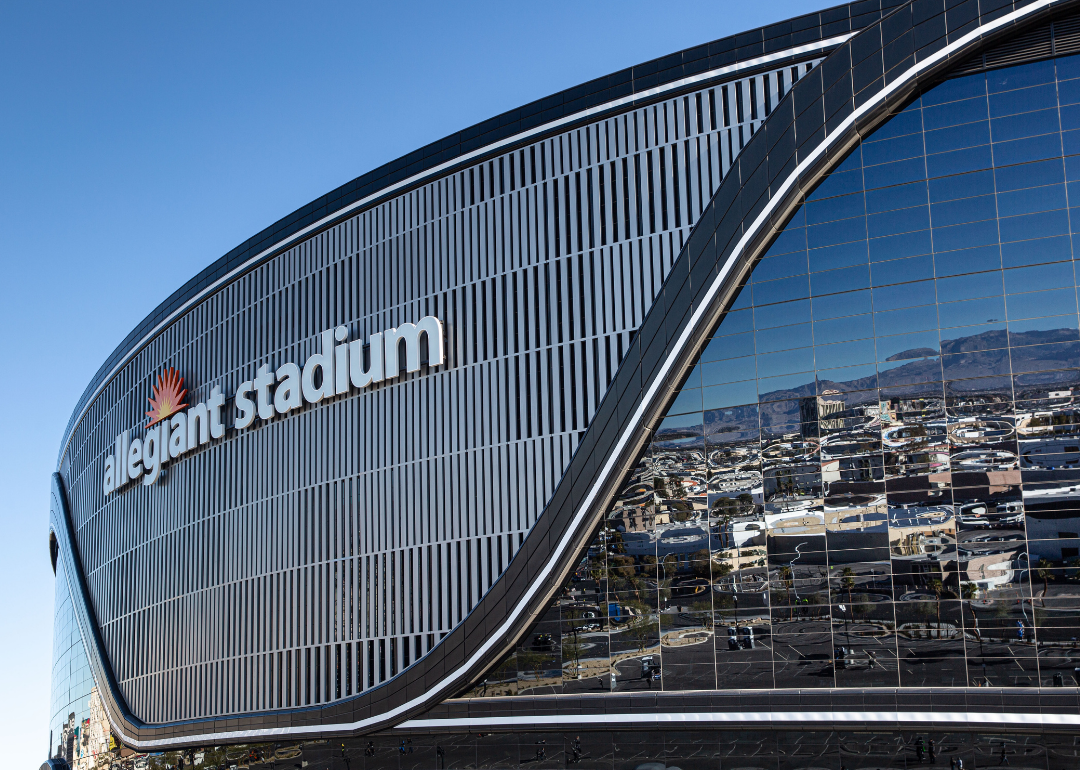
[464,52,1080,698]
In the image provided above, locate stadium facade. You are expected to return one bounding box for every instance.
[45,1,1080,768]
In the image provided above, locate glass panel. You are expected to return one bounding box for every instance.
[501,54,1080,698]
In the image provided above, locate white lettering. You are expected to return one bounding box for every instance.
[102,454,115,495]
[384,316,443,375]
[301,329,335,404]
[119,431,130,487]
[254,364,276,421]
[334,326,349,395]
[275,363,303,413]
[234,381,256,430]
[159,416,172,466]
[169,412,187,459]
[208,387,225,439]
[349,332,384,388]
[142,424,163,486]
[126,436,143,482]
[116,433,127,487]
[187,402,210,451]
[105,316,442,493]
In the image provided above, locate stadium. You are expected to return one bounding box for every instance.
[46,1,1080,767]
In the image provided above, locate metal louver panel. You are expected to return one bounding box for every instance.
[984,22,1053,67]
[949,8,1080,75]
[1053,13,1080,54]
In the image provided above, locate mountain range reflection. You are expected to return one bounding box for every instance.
[457,326,1080,696]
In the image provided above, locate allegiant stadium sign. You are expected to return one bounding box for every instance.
[102,317,443,494]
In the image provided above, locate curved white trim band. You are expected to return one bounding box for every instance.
[397,709,1080,730]
[91,0,1069,749]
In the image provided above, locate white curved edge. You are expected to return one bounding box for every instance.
[84,0,1068,750]
[396,710,1080,730]
[57,33,850,468]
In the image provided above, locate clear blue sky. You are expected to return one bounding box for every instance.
[0,1,819,765]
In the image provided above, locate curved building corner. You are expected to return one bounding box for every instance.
[45,1,1080,768]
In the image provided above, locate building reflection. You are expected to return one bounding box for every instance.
[458,341,1080,696]
[455,53,1080,697]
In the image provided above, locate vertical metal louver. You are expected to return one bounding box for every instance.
[950,9,1080,75]
[58,59,823,724]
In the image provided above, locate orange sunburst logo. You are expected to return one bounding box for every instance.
[145,367,188,428]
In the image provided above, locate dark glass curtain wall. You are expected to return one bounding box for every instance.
[462,52,1080,699]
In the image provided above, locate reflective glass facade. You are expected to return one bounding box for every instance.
[49,562,110,768]
[460,52,1080,700]
[43,2,1080,767]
